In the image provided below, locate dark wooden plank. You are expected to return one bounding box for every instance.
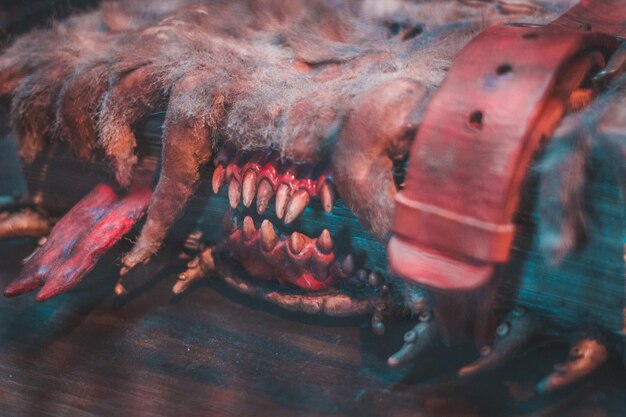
[2,115,625,416]
[0,237,625,417]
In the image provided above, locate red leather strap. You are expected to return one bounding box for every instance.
[389,2,623,291]
[554,0,626,39]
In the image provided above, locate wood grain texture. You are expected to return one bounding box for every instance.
[2,142,626,415]
[0,237,625,417]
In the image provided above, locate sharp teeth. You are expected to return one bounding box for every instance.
[284,189,309,224]
[228,177,241,208]
[256,179,274,214]
[319,181,337,213]
[288,232,307,254]
[275,184,291,219]
[341,254,355,275]
[242,170,257,207]
[223,209,240,234]
[356,269,368,286]
[212,165,226,194]
[114,282,127,296]
[242,216,256,241]
[368,271,382,287]
[316,229,333,254]
[260,219,279,251]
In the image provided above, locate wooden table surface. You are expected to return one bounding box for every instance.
[0,236,624,417]
[0,3,625,414]
[1,136,625,417]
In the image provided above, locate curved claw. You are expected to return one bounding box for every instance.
[172,246,215,295]
[121,72,223,272]
[458,307,541,377]
[387,312,438,367]
[98,65,163,187]
[0,209,51,240]
[536,338,609,393]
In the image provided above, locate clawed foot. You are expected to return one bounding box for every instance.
[389,304,614,393]
[0,208,51,240]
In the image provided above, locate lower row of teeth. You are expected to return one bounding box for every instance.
[212,147,338,224]
[223,211,387,292]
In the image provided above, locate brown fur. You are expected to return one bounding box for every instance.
[0,0,587,269]
[539,75,626,262]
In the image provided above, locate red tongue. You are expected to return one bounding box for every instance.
[4,184,151,301]
[4,184,117,297]
[35,187,151,301]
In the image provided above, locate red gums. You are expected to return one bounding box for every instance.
[213,149,338,220]
[226,217,336,291]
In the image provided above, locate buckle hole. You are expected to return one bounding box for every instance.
[522,32,539,39]
[496,64,513,76]
[469,111,484,130]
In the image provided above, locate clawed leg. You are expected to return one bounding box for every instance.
[0,209,51,240]
[458,307,542,377]
[4,184,151,301]
[536,337,609,393]
[120,72,222,273]
[387,311,439,366]
[56,62,110,160]
[173,245,216,295]
[98,65,165,186]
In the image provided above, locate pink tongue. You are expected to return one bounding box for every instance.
[294,271,328,292]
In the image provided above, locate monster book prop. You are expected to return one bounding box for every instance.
[0,0,624,395]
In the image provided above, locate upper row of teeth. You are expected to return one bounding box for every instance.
[211,148,338,224]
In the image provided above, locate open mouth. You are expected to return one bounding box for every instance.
[15,116,402,328]
[160,143,404,327]
[198,145,393,314]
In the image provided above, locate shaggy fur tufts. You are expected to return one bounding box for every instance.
[539,75,626,262]
[0,0,596,269]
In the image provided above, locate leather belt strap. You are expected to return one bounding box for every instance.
[554,0,626,39]
[389,0,624,291]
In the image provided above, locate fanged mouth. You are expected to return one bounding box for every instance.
[211,146,337,221]
[208,146,391,289]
